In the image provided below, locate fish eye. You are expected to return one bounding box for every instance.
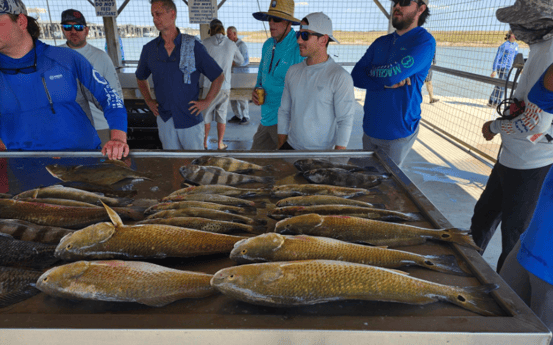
[228,274,235,280]
[66,244,72,250]
[43,277,48,282]
[241,249,247,254]
[286,224,291,228]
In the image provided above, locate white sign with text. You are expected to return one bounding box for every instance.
[189,0,217,24]
[95,0,117,17]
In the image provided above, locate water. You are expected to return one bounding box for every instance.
[44,37,529,100]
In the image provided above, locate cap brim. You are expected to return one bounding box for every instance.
[252,12,301,25]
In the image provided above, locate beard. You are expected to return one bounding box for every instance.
[392,10,417,31]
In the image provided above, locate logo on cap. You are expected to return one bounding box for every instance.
[73,11,81,18]
[271,1,277,8]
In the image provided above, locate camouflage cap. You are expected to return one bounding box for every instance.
[496,0,553,44]
[0,0,27,15]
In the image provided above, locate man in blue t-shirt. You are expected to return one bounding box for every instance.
[351,0,436,167]
[136,0,223,150]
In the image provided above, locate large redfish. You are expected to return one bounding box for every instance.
[37,260,215,307]
[211,260,501,316]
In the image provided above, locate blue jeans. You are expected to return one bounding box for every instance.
[489,69,508,105]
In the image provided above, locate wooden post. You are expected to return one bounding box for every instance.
[199,23,210,40]
[103,16,122,68]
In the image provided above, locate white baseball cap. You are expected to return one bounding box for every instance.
[300,12,339,44]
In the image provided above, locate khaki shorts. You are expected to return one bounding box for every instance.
[203,89,230,124]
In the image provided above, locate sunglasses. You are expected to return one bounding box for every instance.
[268,16,283,23]
[392,0,419,6]
[0,47,37,75]
[296,31,324,41]
[62,24,86,32]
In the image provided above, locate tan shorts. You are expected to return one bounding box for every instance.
[203,89,230,124]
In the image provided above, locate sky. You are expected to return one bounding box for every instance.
[26,0,515,32]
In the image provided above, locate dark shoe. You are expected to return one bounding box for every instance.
[239,117,249,125]
[486,103,495,108]
[228,116,241,123]
[429,98,440,104]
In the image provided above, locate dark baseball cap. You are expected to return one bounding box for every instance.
[61,9,86,26]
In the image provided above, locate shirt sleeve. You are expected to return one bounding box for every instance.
[233,45,245,66]
[351,43,377,90]
[491,71,553,138]
[333,71,356,148]
[135,45,151,81]
[239,42,249,66]
[73,52,127,132]
[98,53,123,99]
[195,40,223,82]
[277,68,293,135]
[493,43,505,71]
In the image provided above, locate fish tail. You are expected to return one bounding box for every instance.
[445,284,502,316]
[420,254,472,276]
[260,176,275,185]
[440,228,481,251]
[0,285,41,309]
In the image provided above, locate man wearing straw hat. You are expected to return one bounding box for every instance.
[250,0,304,150]
[277,12,355,151]
[351,0,435,167]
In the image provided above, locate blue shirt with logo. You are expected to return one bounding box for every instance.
[136,32,223,129]
[0,40,127,151]
[352,27,436,140]
[492,41,519,72]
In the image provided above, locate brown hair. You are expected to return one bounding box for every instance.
[505,30,514,40]
[210,24,225,36]
[8,14,41,40]
[150,0,177,14]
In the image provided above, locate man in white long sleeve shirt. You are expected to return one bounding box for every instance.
[60,9,124,146]
[277,12,355,151]
[227,26,251,125]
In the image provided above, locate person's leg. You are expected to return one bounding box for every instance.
[497,69,508,104]
[238,100,249,121]
[499,240,531,305]
[496,164,552,271]
[215,91,230,149]
[362,133,378,151]
[229,100,242,122]
[204,123,211,149]
[156,117,182,150]
[251,124,278,150]
[177,123,204,150]
[217,123,226,149]
[386,126,419,167]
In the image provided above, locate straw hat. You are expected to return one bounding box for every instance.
[253,0,301,25]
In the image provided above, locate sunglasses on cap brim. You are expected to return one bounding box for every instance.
[62,24,86,32]
[296,31,324,41]
[392,0,420,6]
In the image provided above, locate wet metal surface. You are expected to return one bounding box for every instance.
[0,151,548,340]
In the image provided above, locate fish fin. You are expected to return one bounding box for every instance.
[440,228,481,251]
[420,255,473,276]
[405,213,424,221]
[102,201,124,227]
[0,285,41,309]
[112,207,145,221]
[233,169,254,174]
[379,215,410,222]
[31,189,39,199]
[446,284,502,316]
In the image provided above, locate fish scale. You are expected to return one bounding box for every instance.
[0,234,59,269]
[211,260,500,315]
[230,233,468,275]
[37,261,215,307]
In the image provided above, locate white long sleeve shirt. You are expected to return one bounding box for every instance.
[60,42,123,130]
[278,57,355,150]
